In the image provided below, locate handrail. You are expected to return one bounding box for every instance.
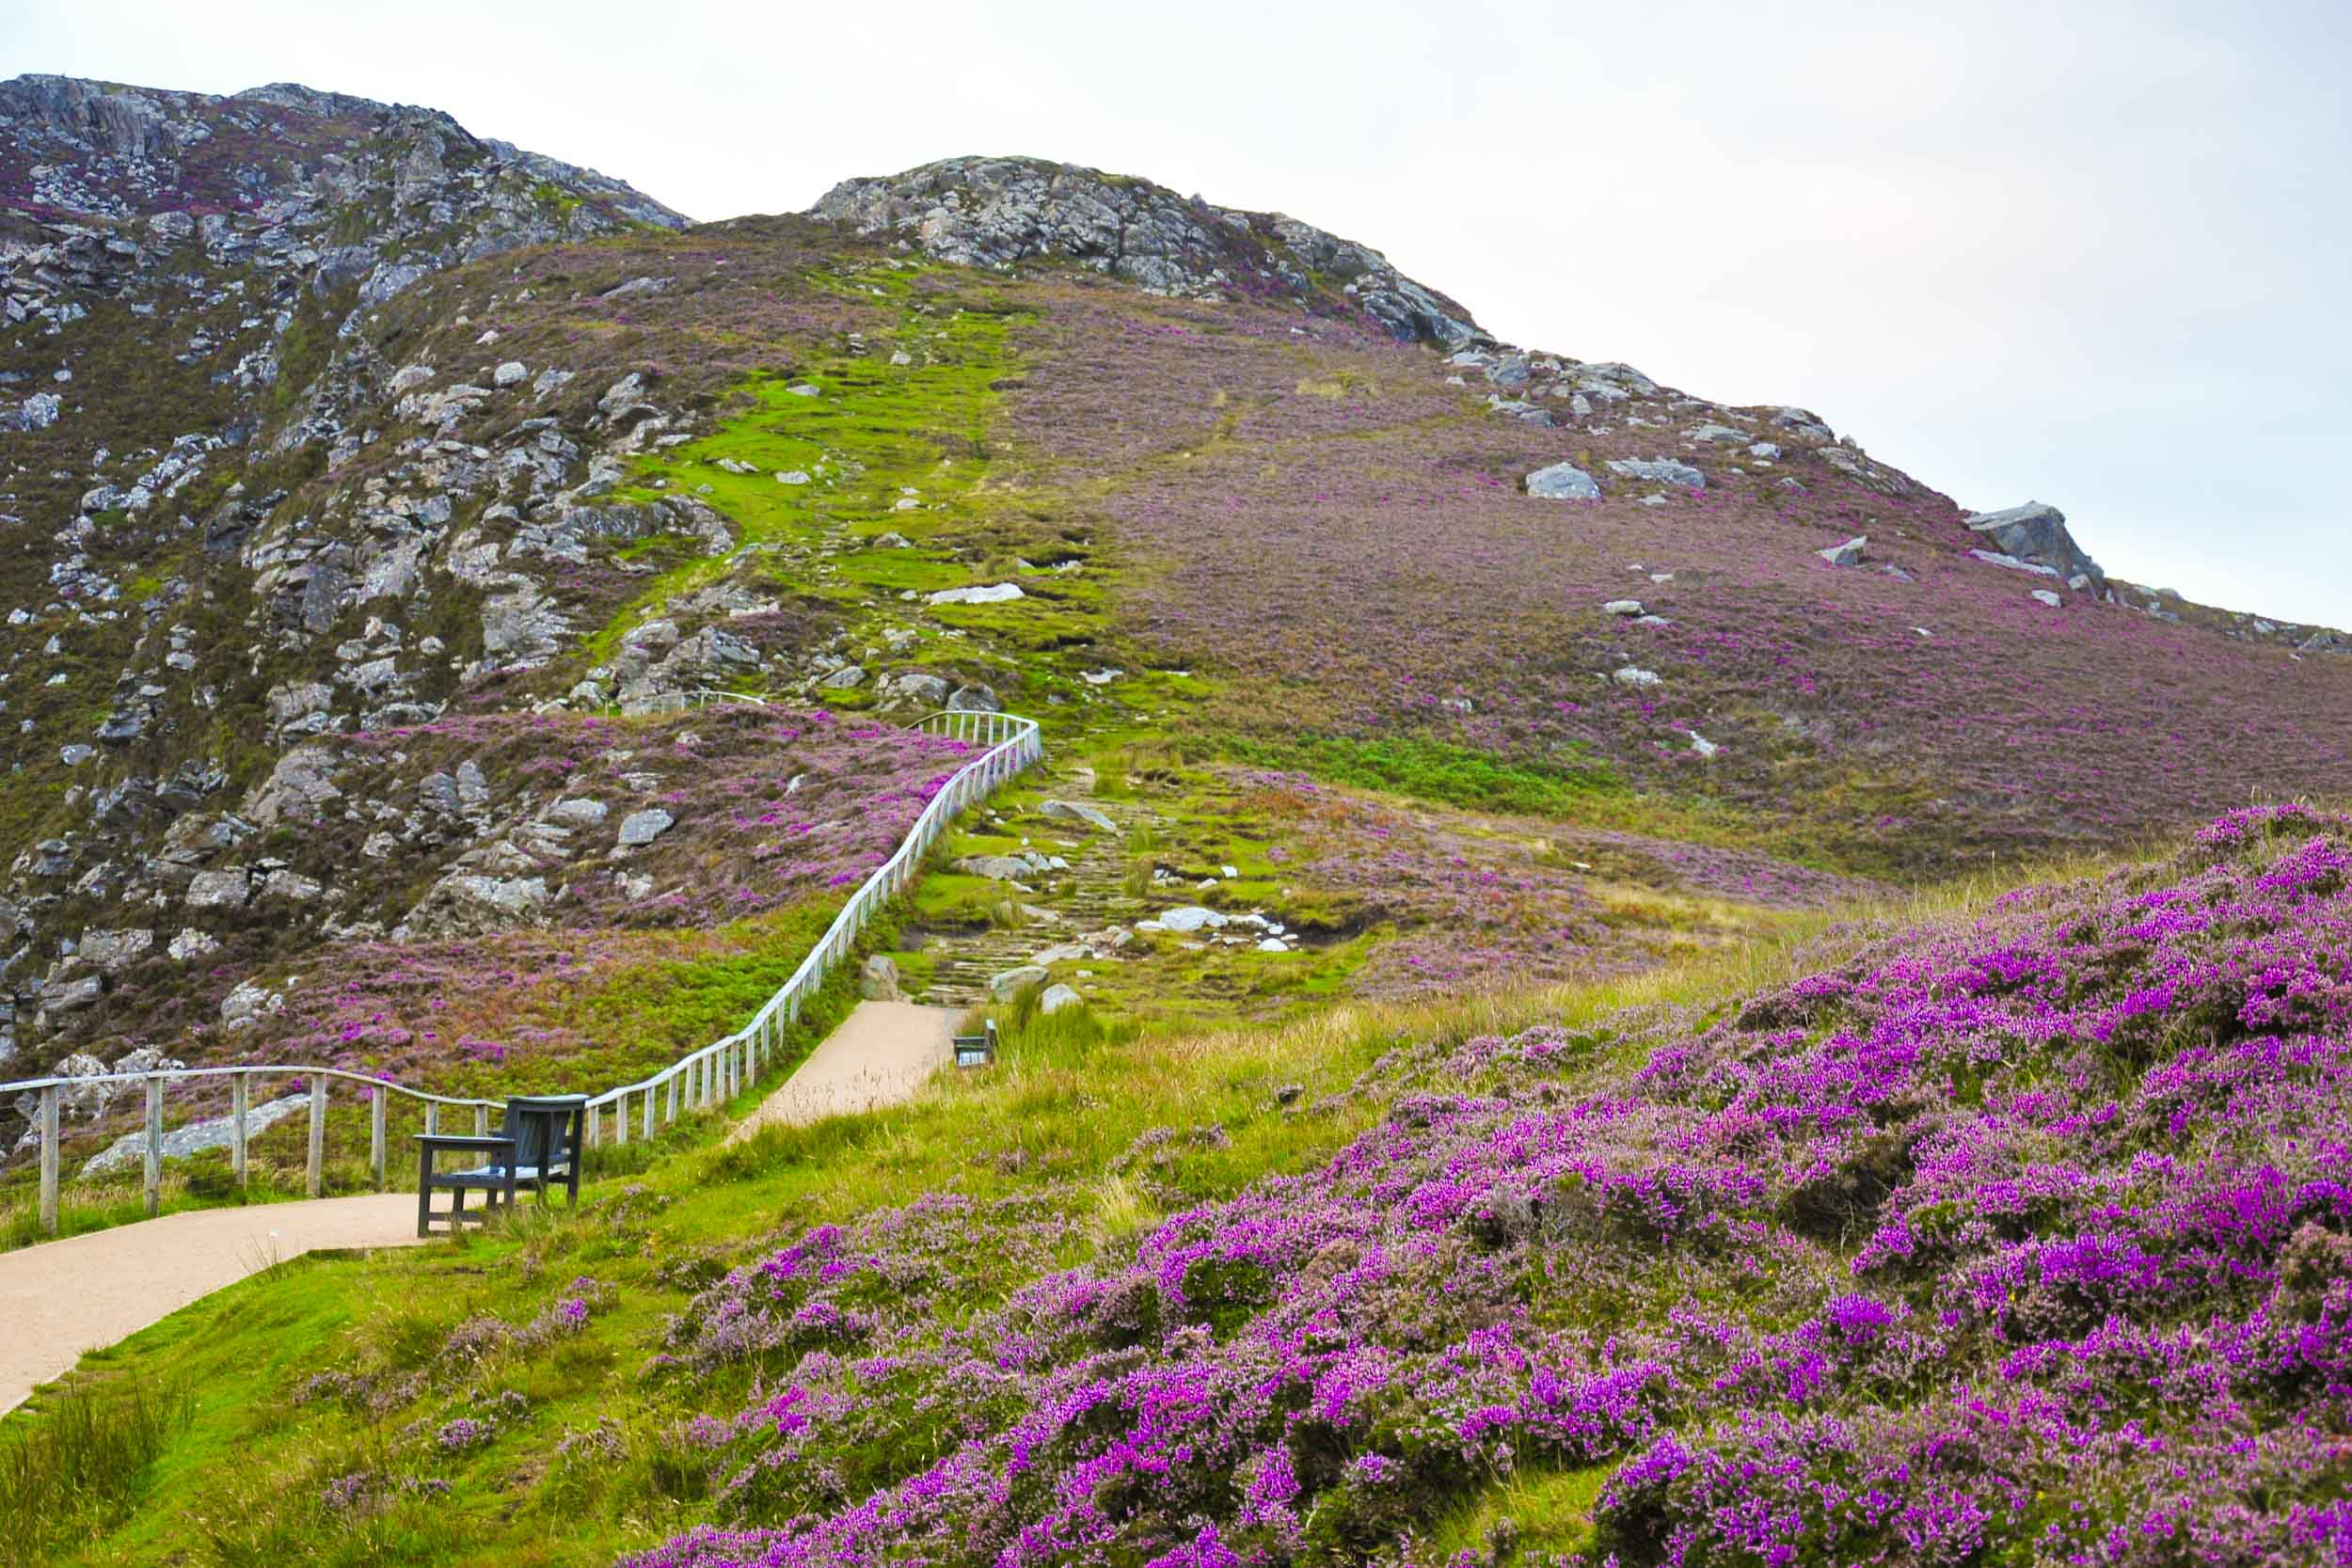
[2,698,1044,1235]
[0,1065,496,1107]
[577,706,1042,1135]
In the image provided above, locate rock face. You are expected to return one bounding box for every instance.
[81,1092,308,1176]
[1964,502,2105,592]
[405,873,549,938]
[0,75,686,303]
[811,156,1486,348]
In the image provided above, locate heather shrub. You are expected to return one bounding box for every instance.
[615,805,2352,1566]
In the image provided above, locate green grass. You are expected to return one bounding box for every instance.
[0,894,1916,1565]
[0,1378,193,1567]
[1417,1463,1612,1562]
[1226,732,1621,817]
[582,268,1027,667]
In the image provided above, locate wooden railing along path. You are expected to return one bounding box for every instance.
[1,704,1043,1237]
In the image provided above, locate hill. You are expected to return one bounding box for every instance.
[0,76,2348,1567]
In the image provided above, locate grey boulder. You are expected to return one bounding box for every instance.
[1607,457,1706,489]
[1524,462,1600,500]
[617,808,675,847]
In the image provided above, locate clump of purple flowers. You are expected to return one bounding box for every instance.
[622,803,2352,1567]
[435,1417,492,1454]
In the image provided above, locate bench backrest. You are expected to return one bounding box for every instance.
[502,1096,585,1172]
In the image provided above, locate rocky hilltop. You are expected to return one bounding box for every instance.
[813,154,1486,347]
[0,74,682,296]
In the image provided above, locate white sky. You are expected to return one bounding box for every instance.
[11,0,2350,626]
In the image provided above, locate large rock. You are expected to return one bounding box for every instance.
[243,742,342,827]
[1817,536,1868,567]
[1524,462,1600,500]
[185,867,251,909]
[549,797,609,827]
[1607,457,1707,489]
[617,808,675,847]
[404,873,550,938]
[76,927,154,974]
[1037,982,1083,1015]
[1041,800,1118,832]
[928,582,1025,606]
[860,954,901,1001]
[82,1092,309,1177]
[990,964,1048,1000]
[882,671,953,707]
[947,684,1003,714]
[10,1052,113,1125]
[1963,502,2105,592]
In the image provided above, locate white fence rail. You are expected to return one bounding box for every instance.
[2,704,1042,1237]
[575,707,1041,1148]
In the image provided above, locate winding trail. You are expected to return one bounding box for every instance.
[728,1000,959,1141]
[0,1193,422,1416]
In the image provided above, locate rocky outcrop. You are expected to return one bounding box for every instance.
[0,74,685,293]
[811,156,1485,348]
[1964,502,2106,593]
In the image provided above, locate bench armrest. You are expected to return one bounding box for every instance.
[414,1134,515,1151]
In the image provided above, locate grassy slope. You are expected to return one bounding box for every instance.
[0,860,2052,1567]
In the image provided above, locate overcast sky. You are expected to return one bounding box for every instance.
[12,0,2349,626]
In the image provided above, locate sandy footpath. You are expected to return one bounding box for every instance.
[0,1192,424,1415]
[728,1000,959,1141]
[1,1002,957,1416]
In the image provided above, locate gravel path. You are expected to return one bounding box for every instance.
[729,1000,959,1141]
[0,1192,424,1415]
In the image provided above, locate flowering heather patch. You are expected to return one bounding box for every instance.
[622,805,2352,1566]
[1233,771,1878,1001]
[33,705,971,1102]
[1002,289,2352,874]
[331,704,971,931]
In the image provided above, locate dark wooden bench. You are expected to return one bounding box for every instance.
[952,1019,999,1069]
[415,1095,586,1237]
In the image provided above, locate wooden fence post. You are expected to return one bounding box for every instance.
[38,1085,58,1236]
[230,1073,249,1189]
[424,1101,438,1138]
[307,1078,326,1198]
[143,1077,163,1218]
[370,1086,387,1189]
[474,1103,489,1138]
[643,1086,654,1141]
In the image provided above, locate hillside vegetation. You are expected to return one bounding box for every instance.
[8,805,2348,1566]
[1,76,2349,1568]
